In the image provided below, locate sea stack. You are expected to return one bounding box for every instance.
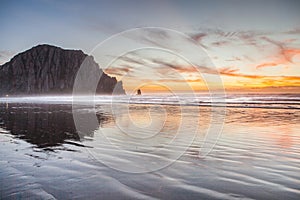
[0,44,125,96]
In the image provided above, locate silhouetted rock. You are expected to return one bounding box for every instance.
[0,44,125,96]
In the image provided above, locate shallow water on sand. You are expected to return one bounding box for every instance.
[0,95,300,199]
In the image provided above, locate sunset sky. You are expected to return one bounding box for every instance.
[1,0,300,93]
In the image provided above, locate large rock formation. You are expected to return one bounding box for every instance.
[0,44,125,96]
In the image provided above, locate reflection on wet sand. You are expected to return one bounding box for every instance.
[0,102,300,199]
[0,103,112,149]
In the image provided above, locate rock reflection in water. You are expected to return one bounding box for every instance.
[0,103,111,149]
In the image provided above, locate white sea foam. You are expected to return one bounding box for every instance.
[1,94,300,109]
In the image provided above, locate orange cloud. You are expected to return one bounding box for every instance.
[253,47,300,70]
[218,65,300,88]
[221,71,300,81]
[104,66,131,76]
[283,48,300,61]
[262,37,300,64]
[218,67,239,74]
[256,62,278,69]
[159,78,204,83]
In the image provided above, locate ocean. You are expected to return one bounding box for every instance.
[0,93,300,199]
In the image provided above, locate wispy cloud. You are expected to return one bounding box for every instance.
[104,65,132,76]
[284,28,300,35]
[190,33,207,41]
[211,41,230,47]
[283,48,300,61]
[145,57,218,75]
[261,36,292,62]
[218,67,240,75]
[101,27,300,92]
[254,47,300,70]
[256,62,279,69]
[219,70,300,82]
